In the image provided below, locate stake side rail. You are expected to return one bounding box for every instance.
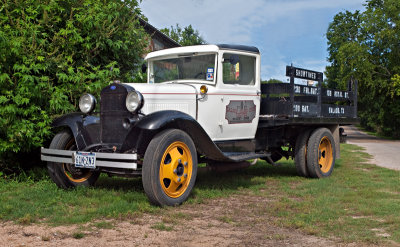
[259,66,358,126]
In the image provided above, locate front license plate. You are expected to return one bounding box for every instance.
[74,152,96,168]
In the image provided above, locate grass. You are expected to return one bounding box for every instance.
[0,144,399,244]
[72,232,85,239]
[151,222,173,231]
[356,124,399,140]
[93,221,114,229]
[261,144,400,244]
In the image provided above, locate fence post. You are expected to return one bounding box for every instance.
[290,64,295,117]
[317,75,322,117]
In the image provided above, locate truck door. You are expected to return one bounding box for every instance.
[215,51,261,141]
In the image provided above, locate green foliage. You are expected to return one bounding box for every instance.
[160,24,205,46]
[261,78,285,84]
[391,74,400,97]
[326,0,400,137]
[0,0,148,163]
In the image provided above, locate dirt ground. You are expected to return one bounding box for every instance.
[0,192,343,247]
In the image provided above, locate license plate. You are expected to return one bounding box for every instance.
[74,152,96,168]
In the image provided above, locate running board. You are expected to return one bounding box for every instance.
[222,152,269,162]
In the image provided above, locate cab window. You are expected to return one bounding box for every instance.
[222,53,255,85]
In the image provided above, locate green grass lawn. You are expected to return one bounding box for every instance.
[0,144,399,244]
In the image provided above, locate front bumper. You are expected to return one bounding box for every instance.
[41,148,138,170]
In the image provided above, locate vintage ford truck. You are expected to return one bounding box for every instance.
[41,44,358,206]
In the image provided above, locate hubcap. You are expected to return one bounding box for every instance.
[318,136,333,173]
[159,141,193,198]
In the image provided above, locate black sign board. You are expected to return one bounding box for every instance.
[286,66,323,82]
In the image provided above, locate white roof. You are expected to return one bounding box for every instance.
[145,45,220,60]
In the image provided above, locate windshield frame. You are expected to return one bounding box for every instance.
[147,52,218,85]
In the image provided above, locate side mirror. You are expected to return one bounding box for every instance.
[141,63,147,73]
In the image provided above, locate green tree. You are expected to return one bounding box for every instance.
[0,0,148,166]
[261,78,285,84]
[161,24,205,46]
[326,0,400,137]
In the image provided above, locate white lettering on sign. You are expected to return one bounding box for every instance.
[327,90,332,97]
[344,92,349,98]
[302,105,309,113]
[294,104,310,113]
[295,69,316,80]
[329,107,345,114]
[334,91,343,98]
[303,87,317,95]
[294,85,301,93]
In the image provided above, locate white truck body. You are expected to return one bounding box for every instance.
[127,45,261,141]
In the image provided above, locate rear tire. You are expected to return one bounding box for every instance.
[47,130,100,189]
[142,129,198,206]
[294,130,311,177]
[306,128,336,178]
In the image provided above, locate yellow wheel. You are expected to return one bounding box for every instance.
[143,129,197,206]
[47,130,99,188]
[306,128,336,178]
[159,141,193,198]
[318,137,333,173]
[62,138,93,183]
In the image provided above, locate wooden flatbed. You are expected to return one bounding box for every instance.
[259,66,359,128]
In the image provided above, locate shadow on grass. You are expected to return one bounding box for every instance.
[95,175,144,192]
[94,159,299,195]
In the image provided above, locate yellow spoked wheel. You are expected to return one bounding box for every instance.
[143,129,198,206]
[63,164,93,183]
[63,138,93,183]
[47,130,99,189]
[318,137,333,173]
[306,128,336,178]
[159,141,193,198]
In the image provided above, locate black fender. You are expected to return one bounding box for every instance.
[52,113,100,150]
[121,110,230,161]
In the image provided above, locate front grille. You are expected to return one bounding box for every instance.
[100,83,132,144]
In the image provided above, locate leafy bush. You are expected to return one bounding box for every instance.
[0,0,148,167]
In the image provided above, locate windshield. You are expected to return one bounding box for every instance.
[150,54,216,83]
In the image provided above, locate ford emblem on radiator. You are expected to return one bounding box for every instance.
[110,85,116,90]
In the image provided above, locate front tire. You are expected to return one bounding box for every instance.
[306,128,336,178]
[142,129,198,206]
[47,130,100,189]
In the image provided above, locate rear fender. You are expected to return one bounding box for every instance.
[121,111,227,160]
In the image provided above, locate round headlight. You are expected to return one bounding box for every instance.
[79,93,96,114]
[126,91,144,113]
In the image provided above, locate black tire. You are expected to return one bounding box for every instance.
[294,130,311,177]
[306,128,336,178]
[47,130,100,189]
[142,129,198,206]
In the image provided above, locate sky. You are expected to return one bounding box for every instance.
[140,0,366,82]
